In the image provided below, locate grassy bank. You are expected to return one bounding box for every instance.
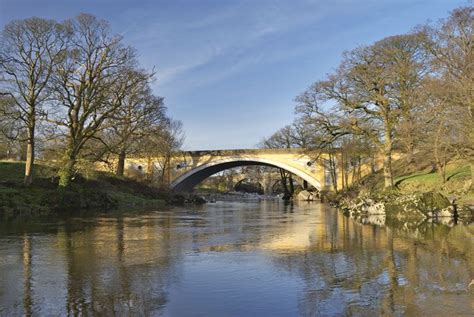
[394,163,473,206]
[334,160,473,222]
[0,161,168,218]
[352,159,473,204]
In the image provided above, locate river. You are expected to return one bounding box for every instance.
[0,200,472,316]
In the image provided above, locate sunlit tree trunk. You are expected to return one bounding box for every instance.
[383,123,394,188]
[116,150,126,176]
[340,152,346,190]
[146,156,154,182]
[24,124,35,186]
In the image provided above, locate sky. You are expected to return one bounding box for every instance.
[0,0,467,150]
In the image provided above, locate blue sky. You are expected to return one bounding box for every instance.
[0,0,466,150]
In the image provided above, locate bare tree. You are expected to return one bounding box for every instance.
[87,70,161,176]
[423,6,474,184]
[262,126,296,197]
[295,83,356,192]
[381,33,430,168]
[0,17,68,184]
[49,14,143,187]
[302,34,428,188]
[139,118,184,186]
[112,92,165,176]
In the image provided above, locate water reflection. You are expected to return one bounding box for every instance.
[0,201,472,316]
[22,234,33,316]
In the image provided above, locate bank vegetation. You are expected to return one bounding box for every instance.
[0,14,184,214]
[262,6,473,213]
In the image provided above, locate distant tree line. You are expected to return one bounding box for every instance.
[0,14,183,187]
[262,6,473,191]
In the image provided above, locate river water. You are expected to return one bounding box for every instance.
[0,200,472,316]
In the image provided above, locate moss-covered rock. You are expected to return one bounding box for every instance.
[416,192,451,215]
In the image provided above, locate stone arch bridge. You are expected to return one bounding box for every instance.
[172,149,328,192]
[122,148,377,192]
[125,149,337,192]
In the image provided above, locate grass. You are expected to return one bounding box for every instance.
[392,161,473,206]
[0,160,168,217]
[0,161,28,182]
[355,158,473,207]
[0,161,57,180]
[394,164,471,187]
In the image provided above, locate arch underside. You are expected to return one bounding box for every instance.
[171,158,321,192]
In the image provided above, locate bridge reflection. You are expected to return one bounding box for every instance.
[1,202,472,315]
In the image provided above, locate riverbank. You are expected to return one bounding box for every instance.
[331,162,473,224]
[0,161,170,219]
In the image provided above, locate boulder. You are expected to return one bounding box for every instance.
[438,206,454,217]
[416,192,451,216]
[367,202,386,215]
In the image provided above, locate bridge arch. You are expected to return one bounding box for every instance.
[171,157,321,192]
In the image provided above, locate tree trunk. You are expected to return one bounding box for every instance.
[371,154,377,174]
[341,153,346,190]
[433,129,447,184]
[436,159,447,183]
[357,157,362,182]
[288,174,294,195]
[146,156,154,182]
[469,161,474,189]
[59,155,76,188]
[329,154,338,193]
[352,163,357,185]
[279,169,291,199]
[24,125,35,186]
[470,161,474,189]
[441,164,447,184]
[116,151,126,176]
[383,126,394,188]
[405,140,415,169]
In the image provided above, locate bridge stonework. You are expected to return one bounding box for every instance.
[169,149,324,191]
[121,148,376,192]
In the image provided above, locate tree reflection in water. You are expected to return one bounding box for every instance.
[0,201,472,316]
[61,215,181,315]
[270,204,473,316]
